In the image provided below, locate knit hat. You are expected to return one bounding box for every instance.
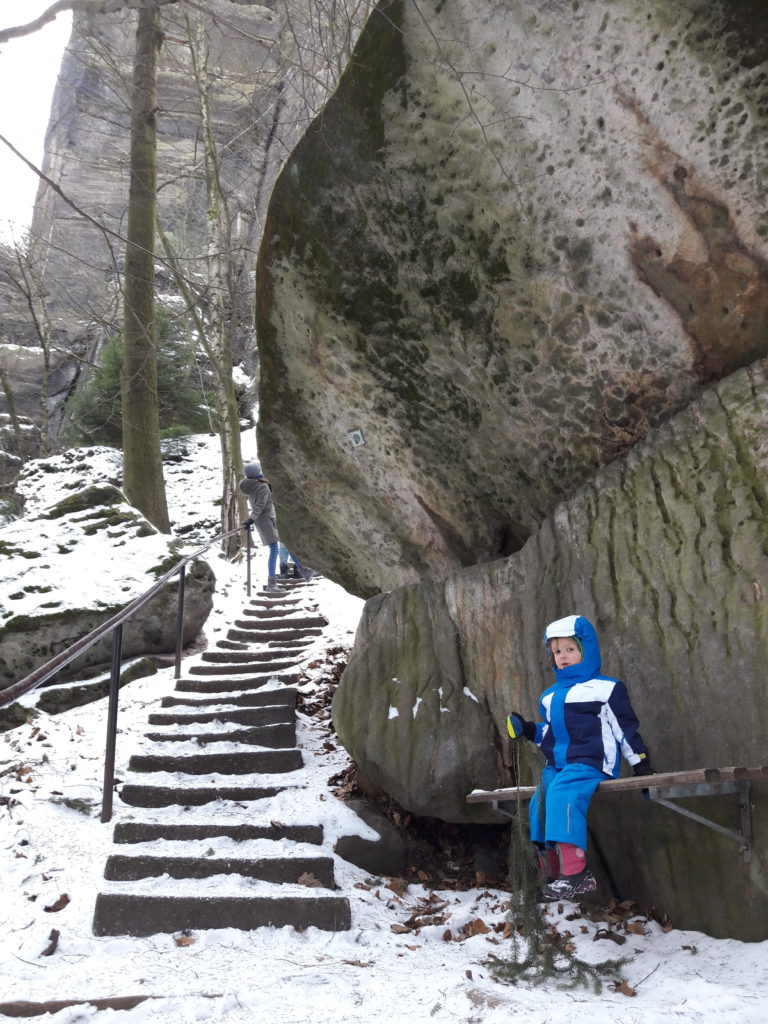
[244,462,263,479]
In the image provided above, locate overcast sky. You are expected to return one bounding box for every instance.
[0,1,72,241]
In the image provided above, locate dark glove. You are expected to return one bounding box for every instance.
[633,756,654,777]
[241,517,255,528]
[506,712,536,741]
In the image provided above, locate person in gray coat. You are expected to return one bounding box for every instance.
[239,462,313,590]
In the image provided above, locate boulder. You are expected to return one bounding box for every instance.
[257,0,768,598]
[333,361,768,938]
[333,799,409,877]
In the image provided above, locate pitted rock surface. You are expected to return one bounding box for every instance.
[257,0,768,597]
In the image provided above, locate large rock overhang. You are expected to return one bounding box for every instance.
[256,0,768,598]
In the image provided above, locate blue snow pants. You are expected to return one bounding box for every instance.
[528,763,610,850]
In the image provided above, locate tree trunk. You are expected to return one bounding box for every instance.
[189,11,247,553]
[121,4,170,533]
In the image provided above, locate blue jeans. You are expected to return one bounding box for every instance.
[267,542,279,577]
[278,542,302,568]
[529,763,608,850]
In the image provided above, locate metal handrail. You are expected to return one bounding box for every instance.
[0,522,256,821]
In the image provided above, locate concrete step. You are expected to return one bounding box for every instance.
[143,724,296,748]
[161,690,297,709]
[213,638,313,651]
[92,893,351,936]
[227,628,321,643]
[174,674,299,693]
[118,784,287,807]
[103,854,337,887]
[248,598,301,609]
[112,822,323,845]
[243,606,302,619]
[187,660,298,676]
[128,749,303,775]
[200,650,301,665]
[232,616,328,631]
[148,707,293,727]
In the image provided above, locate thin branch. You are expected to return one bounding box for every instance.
[0,0,278,44]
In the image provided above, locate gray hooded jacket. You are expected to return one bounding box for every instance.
[239,464,279,545]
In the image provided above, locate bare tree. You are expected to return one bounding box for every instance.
[121,3,170,531]
[0,234,54,454]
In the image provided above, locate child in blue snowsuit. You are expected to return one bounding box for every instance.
[507,614,653,901]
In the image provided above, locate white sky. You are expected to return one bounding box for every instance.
[1,432,767,1021]
[0,1,72,241]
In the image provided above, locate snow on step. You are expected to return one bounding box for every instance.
[92,584,353,937]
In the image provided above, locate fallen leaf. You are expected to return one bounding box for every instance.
[297,872,323,888]
[390,924,412,935]
[464,918,490,937]
[465,969,473,980]
[626,921,646,935]
[386,878,408,897]
[593,928,626,945]
[442,929,453,942]
[40,929,60,957]
[44,893,70,913]
[613,981,637,997]
[174,935,196,947]
[343,959,373,967]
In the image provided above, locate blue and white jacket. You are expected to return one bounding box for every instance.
[532,615,649,777]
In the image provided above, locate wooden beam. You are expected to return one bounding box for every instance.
[466,765,768,804]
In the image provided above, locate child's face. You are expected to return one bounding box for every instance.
[549,636,582,669]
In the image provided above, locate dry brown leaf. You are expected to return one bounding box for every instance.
[174,935,196,947]
[594,928,627,945]
[465,969,473,980]
[343,959,373,967]
[442,929,453,942]
[297,872,323,888]
[614,981,637,997]
[465,918,490,936]
[386,878,408,897]
[390,924,412,935]
[44,893,70,913]
[626,921,646,935]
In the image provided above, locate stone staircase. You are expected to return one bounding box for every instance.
[92,577,352,937]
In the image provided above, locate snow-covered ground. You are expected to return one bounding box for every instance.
[1,434,767,1023]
